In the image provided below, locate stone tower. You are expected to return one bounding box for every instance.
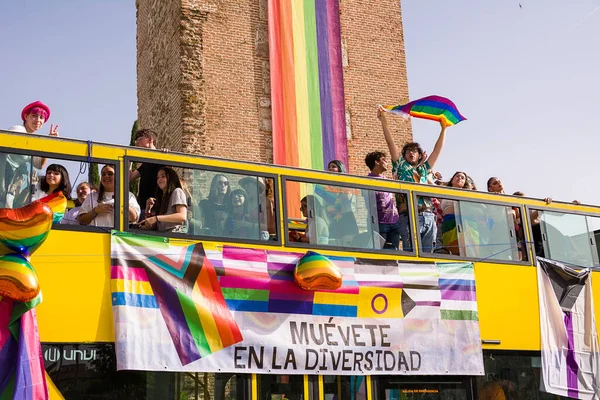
[136,0,412,174]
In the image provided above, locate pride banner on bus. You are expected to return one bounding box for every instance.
[110,231,484,375]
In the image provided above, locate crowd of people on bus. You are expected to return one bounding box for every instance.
[0,100,583,256]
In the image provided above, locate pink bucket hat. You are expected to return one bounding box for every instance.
[21,101,50,122]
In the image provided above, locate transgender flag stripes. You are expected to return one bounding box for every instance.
[268,0,348,171]
[537,257,600,399]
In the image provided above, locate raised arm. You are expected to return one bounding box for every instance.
[424,120,447,169]
[378,107,400,163]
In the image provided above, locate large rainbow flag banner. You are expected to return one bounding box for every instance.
[111,231,483,375]
[268,0,348,171]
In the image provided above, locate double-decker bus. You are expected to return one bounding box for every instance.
[1,129,598,400]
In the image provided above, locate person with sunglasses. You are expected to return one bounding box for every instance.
[78,165,140,227]
[200,174,231,236]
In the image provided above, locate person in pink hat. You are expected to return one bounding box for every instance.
[0,101,59,207]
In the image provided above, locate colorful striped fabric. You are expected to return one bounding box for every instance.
[382,95,466,126]
[0,295,48,400]
[111,233,243,366]
[437,263,478,321]
[38,192,67,224]
[0,201,53,257]
[268,0,348,171]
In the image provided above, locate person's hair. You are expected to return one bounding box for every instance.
[229,189,249,214]
[466,175,477,191]
[513,191,524,196]
[208,174,231,202]
[135,128,157,143]
[365,151,386,171]
[97,165,115,204]
[74,182,91,207]
[446,171,468,188]
[26,107,49,121]
[487,177,499,192]
[401,142,424,159]
[327,160,346,173]
[155,167,183,215]
[301,195,328,221]
[40,164,72,200]
[265,178,275,200]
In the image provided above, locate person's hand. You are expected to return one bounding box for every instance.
[573,200,581,205]
[139,215,158,230]
[94,203,114,214]
[146,197,156,212]
[544,197,552,204]
[440,118,448,131]
[49,124,59,137]
[433,171,443,180]
[418,151,429,166]
[377,106,386,121]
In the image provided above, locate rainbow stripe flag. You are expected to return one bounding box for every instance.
[111,232,243,367]
[0,295,48,400]
[268,0,348,171]
[38,192,67,224]
[382,95,466,126]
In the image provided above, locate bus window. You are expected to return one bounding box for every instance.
[432,196,521,262]
[258,374,306,400]
[285,179,397,251]
[533,210,597,267]
[323,376,367,400]
[0,151,33,209]
[372,375,471,400]
[146,166,277,242]
[476,352,571,400]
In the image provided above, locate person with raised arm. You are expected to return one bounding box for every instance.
[378,107,447,252]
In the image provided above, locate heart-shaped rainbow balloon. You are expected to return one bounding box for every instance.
[294,251,342,291]
[0,254,40,302]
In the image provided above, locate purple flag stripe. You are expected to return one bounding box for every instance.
[416,301,441,307]
[438,284,475,292]
[268,300,314,315]
[269,290,314,302]
[327,0,348,162]
[0,335,17,393]
[223,247,267,263]
[145,268,202,365]
[564,312,579,399]
[441,289,476,301]
[315,0,335,166]
[267,261,296,272]
[268,270,294,281]
[220,276,271,291]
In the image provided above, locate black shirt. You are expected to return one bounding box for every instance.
[136,163,163,210]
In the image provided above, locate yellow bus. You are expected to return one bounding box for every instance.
[1,129,598,400]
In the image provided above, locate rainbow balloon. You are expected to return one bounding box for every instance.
[268,0,348,171]
[381,95,466,126]
[38,192,67,224]
[294,251,342,291]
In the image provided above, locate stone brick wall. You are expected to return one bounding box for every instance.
[137,0,411,171]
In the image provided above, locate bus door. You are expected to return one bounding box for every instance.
[372,375,474,400]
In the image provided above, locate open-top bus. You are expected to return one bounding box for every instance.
[1,129,597,400]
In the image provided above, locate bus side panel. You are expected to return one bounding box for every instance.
[34,231,114,342]
[475,263,540,350]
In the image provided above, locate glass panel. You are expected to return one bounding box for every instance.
[285,180,398,250]
[538,210,594,267]
[587,215,600,265]
[258,374,305,400]
[132,164,277,241]
[0,151,33,208]
[457,201,519,261]
[323,376,367,400]
[477,352,570,400]
[375,376,469,400]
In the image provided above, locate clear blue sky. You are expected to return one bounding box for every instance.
[1,1,598,203]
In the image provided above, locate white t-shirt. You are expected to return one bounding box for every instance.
[80,191,141,227]
[60,206,82,225]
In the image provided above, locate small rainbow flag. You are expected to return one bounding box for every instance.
[0,295,49,400]
[111,232,243,366]
[38,192,67,224]
[268,0,348,171]
[381,95,466,126]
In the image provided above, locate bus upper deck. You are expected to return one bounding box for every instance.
[0,130,596,399]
